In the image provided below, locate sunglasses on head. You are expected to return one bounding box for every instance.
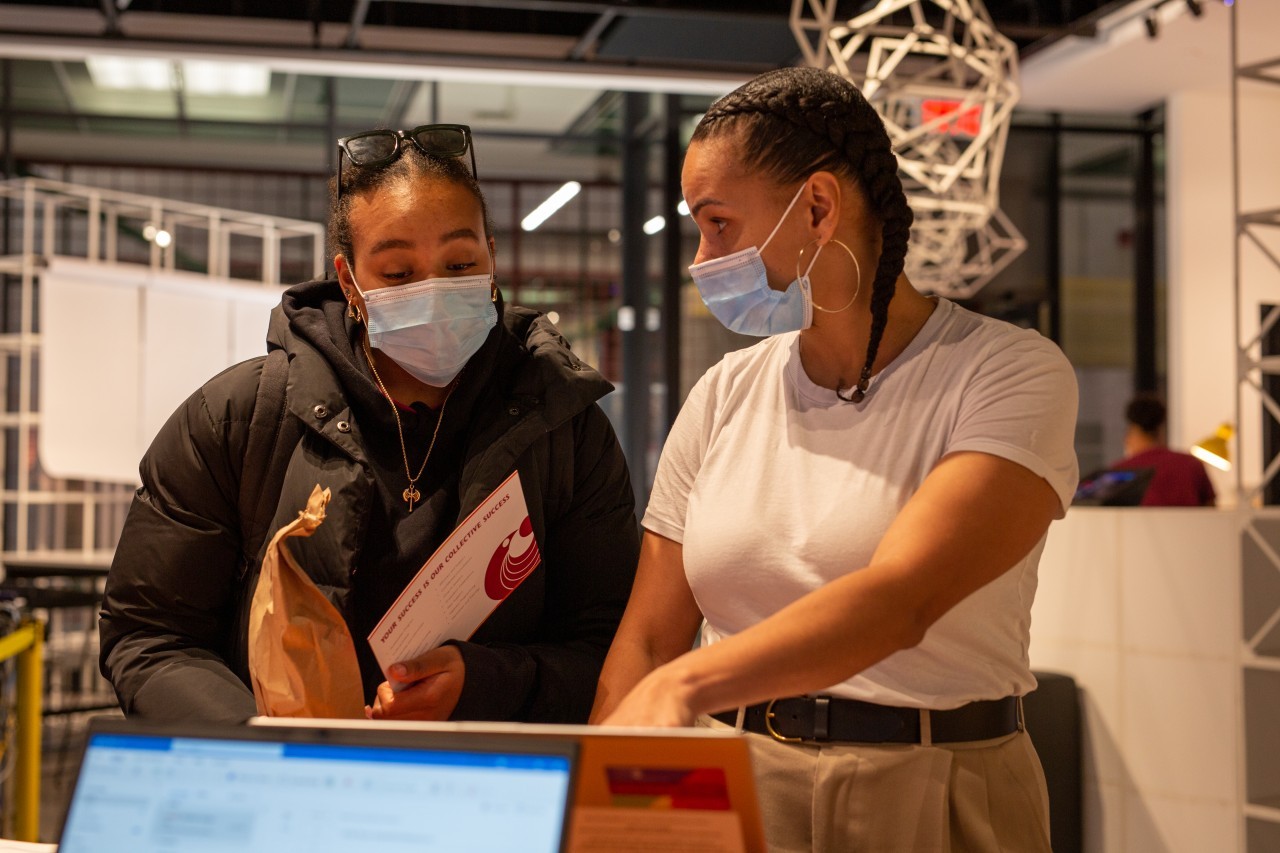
[336,124,478,200]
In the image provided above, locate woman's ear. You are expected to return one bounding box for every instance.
[334,254,352,289]
[335,256,360,306]
[806,171,843,242]
[334,255,362,314]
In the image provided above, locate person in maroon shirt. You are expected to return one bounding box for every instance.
[1113,395,1216,507]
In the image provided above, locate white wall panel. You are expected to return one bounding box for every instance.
[1121,654,1237,803]
[1124,795,1238,853]
[143,279,234,443]
[38,258,143,483]
[1118,509,1240,660]
[1033,508,1243,851]
[1033,510,1121,647]
[38,257,283,484]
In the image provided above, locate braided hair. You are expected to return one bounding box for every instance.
[328,146,494,271]
[691,67,913,403]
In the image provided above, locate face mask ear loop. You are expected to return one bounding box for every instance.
[758,181,809,254]
[488,248,498,303]
[793,240,825,314]
[344,258,367,323]
[798,241,825,280]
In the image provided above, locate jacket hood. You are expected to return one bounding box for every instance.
[501,304,615,426]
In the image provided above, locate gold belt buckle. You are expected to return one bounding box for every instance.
[764,698,803,743]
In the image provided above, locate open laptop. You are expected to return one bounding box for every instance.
[254,719,768,853]
[1072,466,1155,506]
[57,717,577,853]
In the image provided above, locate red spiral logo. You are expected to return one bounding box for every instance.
[484,516,541,600]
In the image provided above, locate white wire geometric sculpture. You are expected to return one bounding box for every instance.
[790,0,1026,298]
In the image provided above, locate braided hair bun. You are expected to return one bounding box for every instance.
[691,67,912,403]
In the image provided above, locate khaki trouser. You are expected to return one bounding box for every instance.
[700,716,1052,853]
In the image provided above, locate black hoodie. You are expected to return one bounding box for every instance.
[100,279,640,724]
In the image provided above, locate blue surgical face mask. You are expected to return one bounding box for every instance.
[350,269,497,387]
[687,182,823,336]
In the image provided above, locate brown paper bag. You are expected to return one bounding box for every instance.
[247,484,364,718]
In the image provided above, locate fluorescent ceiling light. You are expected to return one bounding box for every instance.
[86,55,175,91]
[86,56,271,96]
[677,200,690,216]
[181,60,271,96]
[643,215,666,235]
[521,181,581,232]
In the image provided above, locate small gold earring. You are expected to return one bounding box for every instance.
[348,303,361,323]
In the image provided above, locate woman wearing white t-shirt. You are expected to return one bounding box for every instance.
[591,67,1078,851]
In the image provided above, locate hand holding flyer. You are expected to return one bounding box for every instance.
[368,471,540,679]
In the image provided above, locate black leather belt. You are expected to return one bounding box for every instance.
[711,695,1021,745]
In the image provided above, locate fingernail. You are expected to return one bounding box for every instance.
[390,664,407,679]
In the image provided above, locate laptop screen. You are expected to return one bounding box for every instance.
[59,720,575,853]
[1072,466,1154,506]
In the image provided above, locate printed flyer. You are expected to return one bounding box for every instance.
[368,471,540,676]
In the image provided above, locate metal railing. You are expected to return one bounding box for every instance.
[0,176,324,284]
[0,619,44,842]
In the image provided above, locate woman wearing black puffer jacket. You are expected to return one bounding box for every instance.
[100,125,640,725]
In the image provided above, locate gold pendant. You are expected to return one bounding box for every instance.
[403,485,421,512]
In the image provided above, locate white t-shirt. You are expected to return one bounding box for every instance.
[643,298,1079,709]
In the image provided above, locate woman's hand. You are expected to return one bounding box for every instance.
[366,645,465,721]
[599,664,697,728]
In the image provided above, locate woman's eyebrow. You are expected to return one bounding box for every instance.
[440,228,481,244]
[369,238,414,255]
[689,198,726,217]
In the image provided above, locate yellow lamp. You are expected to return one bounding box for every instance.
[1190,423,1233,471]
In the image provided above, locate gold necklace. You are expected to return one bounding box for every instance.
[362,338,459,512]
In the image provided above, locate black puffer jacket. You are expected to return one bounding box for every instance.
[100,279,640,724]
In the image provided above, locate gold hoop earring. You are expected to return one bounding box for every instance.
[348,302,363,324]
[798,239,861,314]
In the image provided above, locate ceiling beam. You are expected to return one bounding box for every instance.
[277,72,298,141]
[173,64,187,137]
[97,0,120,36]
[567,8,615,61]
[380,79,423,128]
[345,0,373,49]
[49,60,89,133]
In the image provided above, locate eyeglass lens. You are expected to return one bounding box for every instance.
[343,134,400,166]
[411,127,467,156]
